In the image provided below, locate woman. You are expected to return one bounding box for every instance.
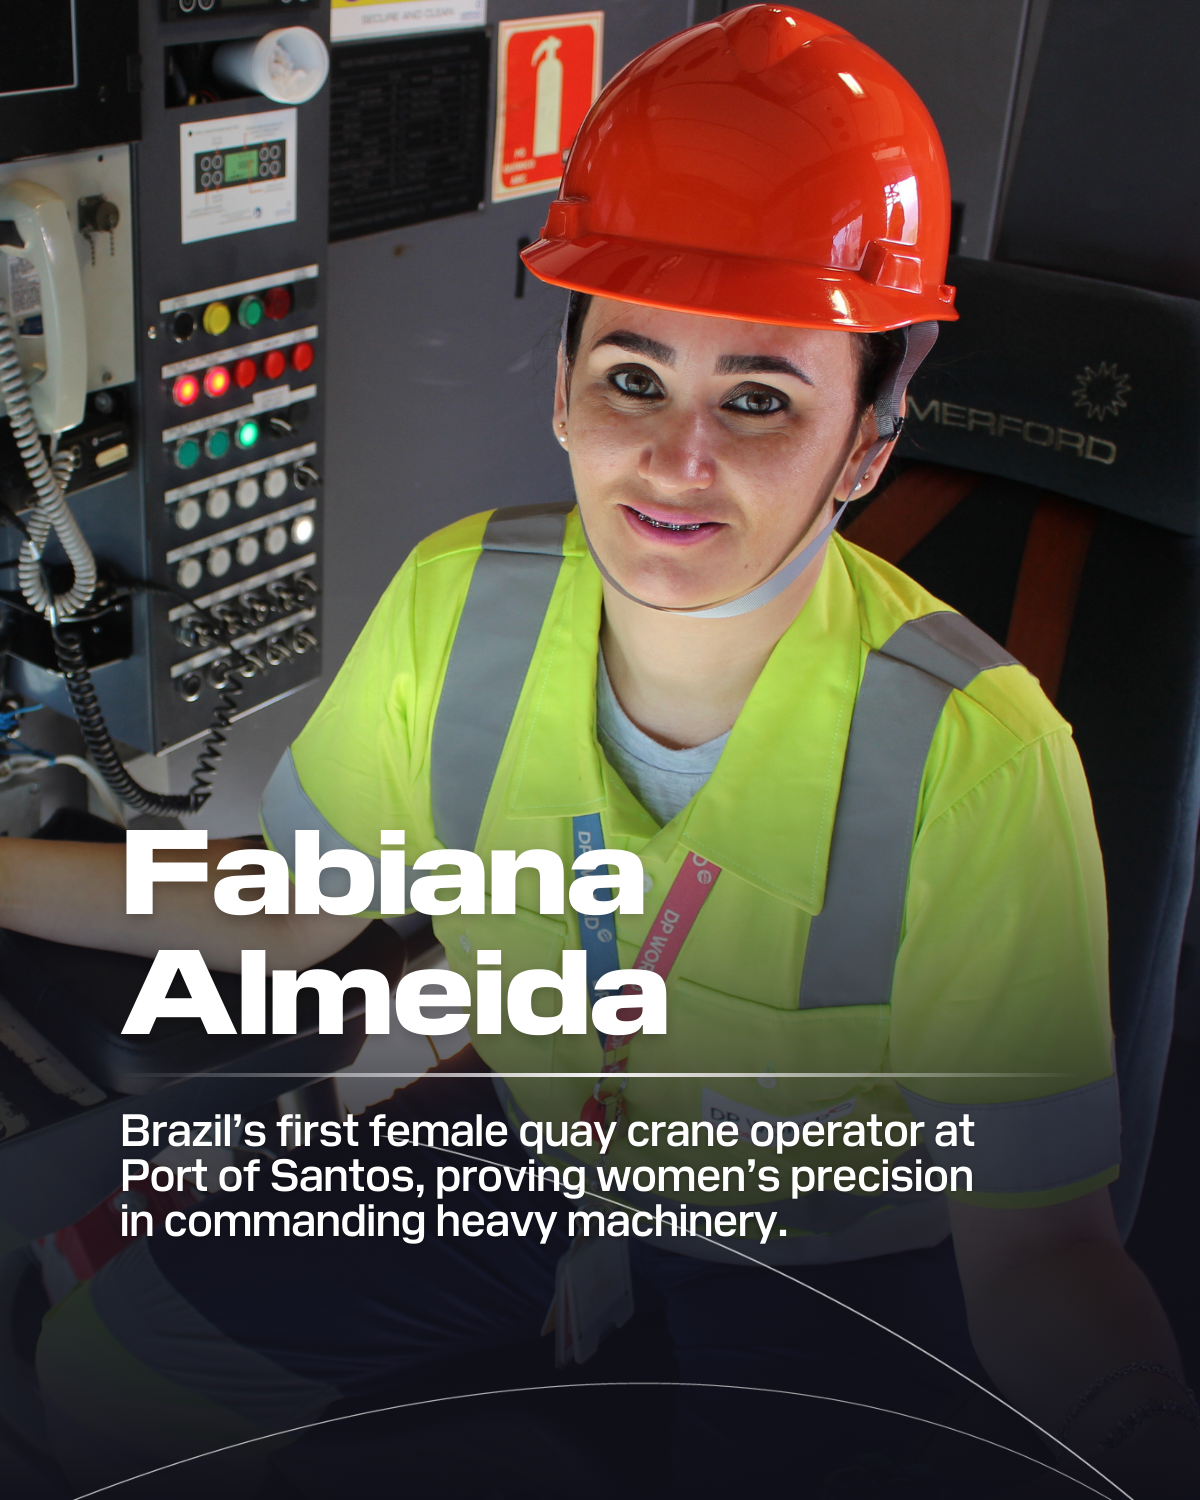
[5,8,1194,1495]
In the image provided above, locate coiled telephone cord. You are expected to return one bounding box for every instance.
[2,298,245,818]
[50,623,243,818]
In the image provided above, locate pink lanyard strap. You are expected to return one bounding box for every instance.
[581,851,721,1147]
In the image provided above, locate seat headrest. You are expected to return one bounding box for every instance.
[896,256,1200,535]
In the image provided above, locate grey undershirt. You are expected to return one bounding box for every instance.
[596,652,729,825]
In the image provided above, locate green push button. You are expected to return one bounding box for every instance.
[238,296,265,330]
[205,427,231,460]
[174,437,201,470]
[235,418,260,450]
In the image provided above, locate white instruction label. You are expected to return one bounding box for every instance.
[179,110,298,246]
[7,257,41,318]
[330,0,486,42]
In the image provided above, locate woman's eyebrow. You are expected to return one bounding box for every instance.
[715,352,814,385]
[592,331,676,365]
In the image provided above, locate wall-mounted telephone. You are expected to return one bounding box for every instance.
[0,181,89,437]
[0,152,222,818]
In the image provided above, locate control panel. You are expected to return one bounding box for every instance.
[135,1,330,755]
[1,2,331,763]
[151,265,323,734]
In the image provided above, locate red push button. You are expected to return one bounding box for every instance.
[234,357,258,389]
[263,286,292,321]
[203,364,231,399]
[291,341,314,373]
[172,374,200,407]
[262,348,287,380]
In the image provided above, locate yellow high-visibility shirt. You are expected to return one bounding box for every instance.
[262,508,1117,1262]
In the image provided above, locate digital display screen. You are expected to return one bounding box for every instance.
[193,140,287,193]
[0,0,76,97]
[223,149,258,184]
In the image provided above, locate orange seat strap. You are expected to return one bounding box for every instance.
[1005,494,1098,703]
[842,464,981,563]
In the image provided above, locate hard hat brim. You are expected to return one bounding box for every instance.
[523,231,958,335]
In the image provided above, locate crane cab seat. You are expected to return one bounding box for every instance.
[852,255,1200,1233]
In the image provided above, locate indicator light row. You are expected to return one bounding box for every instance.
[175,517,316,589]
[171,343,313,407]
[173,468,295,528]
[172,420,261,469]
[172,287,293,343]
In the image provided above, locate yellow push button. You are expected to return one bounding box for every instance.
[202,301,232,336]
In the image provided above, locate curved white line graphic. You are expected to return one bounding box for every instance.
[70,1380,1115,1499]
[70,1138,1131,1500]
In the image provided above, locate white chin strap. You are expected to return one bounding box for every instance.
[578,320,940,621]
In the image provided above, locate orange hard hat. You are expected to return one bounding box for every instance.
[522,4,957,332]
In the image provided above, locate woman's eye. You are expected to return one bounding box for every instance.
[725,387,787,415]
[609,367,664,399]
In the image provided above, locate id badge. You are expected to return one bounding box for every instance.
[541,1233,634,1366]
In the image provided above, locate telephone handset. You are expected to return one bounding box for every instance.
[0,177,239,820]
[0,180,87,435]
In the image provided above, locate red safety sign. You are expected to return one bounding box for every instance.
[493,12,604,203]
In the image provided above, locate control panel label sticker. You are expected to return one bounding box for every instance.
[179,111,298,245]
[330,0,486,43]
[492,13,603,203]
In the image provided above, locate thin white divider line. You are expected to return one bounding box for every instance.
[70,1382,1115,1499]
[130,1070,1067,1080]
[422,1140,1131,1500]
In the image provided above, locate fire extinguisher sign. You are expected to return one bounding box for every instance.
[492,12,603,203]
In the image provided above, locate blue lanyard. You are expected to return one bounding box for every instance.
[571,813,618,1013]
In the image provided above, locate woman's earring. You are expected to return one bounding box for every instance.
[557,422,568,447]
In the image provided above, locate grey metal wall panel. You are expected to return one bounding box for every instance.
[996,0,1200,299]
[727,0,1044,260]
[177,0,692,834]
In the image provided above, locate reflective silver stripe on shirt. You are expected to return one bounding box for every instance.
[430,503,573,852]
[261,745,382,904]
[899,1075,1122,1194]
[92,1237,339,1425]
[798,612,1018,1009]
